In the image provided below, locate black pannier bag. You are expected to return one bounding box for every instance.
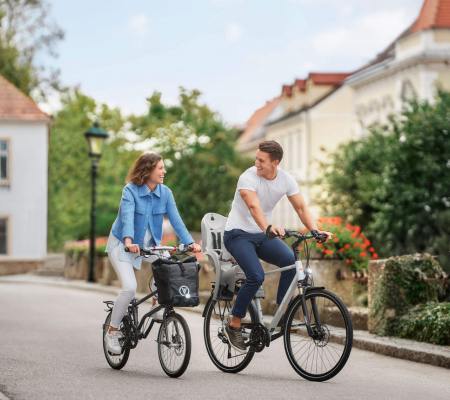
[152,257,200,307]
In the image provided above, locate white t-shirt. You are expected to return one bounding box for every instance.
[225,166,300,233]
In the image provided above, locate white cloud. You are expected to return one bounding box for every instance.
[311,9,411,61]
[225,23,243,43]
[128,14,149,36]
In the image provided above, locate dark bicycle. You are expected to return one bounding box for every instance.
[102,245,193,378]
[201,213,353,382]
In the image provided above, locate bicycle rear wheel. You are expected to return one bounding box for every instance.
[102,312,130,370]
[284,288,353,381]
[203,298,256,373]
[157,312,191,378]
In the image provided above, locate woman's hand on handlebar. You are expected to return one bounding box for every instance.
[187,242,202,253]
[124,238,140,254]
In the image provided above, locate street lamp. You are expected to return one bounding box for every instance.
[84,122,109,283]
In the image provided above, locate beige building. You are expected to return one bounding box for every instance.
[237,0,450,228]
[348,0,450,130]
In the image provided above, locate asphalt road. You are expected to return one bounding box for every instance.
[1,282,449,400]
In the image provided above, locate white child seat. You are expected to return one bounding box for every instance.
[201,213,246,300]
[201,213,233,262]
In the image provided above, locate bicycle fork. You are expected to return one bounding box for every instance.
[300,288,323,338]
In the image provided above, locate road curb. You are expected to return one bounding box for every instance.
[1,274,449,369]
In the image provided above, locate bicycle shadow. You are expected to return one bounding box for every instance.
[192,369,337,385]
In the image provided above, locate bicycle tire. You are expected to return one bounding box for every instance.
[102,312,131,370]
[203,297,256,373]
[284,288,353,381]
[157,312,191,378]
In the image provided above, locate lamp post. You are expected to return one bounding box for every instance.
[84,122,109,283]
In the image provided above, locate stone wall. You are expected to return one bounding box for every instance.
[0,259,43,275]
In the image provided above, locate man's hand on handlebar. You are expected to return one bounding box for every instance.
[265,225,285,238]
[310,229,332,243]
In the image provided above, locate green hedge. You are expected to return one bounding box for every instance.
[394,302,450,345]
[370,254,446,336]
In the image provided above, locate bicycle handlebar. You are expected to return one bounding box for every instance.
[124,244,192,257]
[270,229,328,242]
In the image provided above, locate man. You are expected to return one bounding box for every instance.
[223,140,330,351]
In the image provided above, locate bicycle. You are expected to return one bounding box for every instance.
[201,213,353,382]
[102,245,193,378]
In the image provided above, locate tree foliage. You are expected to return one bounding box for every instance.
[48,88,250,249]
[48,90,138,249]
[0,0,64,97]
[130,88,252,231]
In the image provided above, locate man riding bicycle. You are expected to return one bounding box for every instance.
[223,140,331,351]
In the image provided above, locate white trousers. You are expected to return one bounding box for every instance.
[108,244,138,328]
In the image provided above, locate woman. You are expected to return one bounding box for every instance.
[105,152,201,354]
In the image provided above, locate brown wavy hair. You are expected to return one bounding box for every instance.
[126,152,162,185]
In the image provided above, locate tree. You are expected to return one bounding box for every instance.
[130,88,252,231]
[48,89,137,249]
[318,91,450,271]
[0,0,64,98]
[317,127,395,230]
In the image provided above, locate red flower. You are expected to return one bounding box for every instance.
[360,252,367,257]
[369,247,375,253]
[372,253,379,260]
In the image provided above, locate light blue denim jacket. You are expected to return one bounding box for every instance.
[107,183,194,269]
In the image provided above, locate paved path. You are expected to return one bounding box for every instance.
[1,282,449,400]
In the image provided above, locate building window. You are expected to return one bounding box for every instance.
[0,139,9,184]
[0,218,7,255]
[401,80,417,103]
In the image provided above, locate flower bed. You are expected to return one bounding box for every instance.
[306,217,378,272]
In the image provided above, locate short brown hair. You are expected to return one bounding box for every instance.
[258,140,283,161]
[126,152,162,185]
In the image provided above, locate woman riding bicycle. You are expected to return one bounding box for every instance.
[105,152,201,354]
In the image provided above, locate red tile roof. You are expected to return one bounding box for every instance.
[295,79,307,91]
[308,72,352,85]
[281,73,351,96]
[238,97,280,144]
[411,0,450,33]
[282,84,293,97]
[0,75,49,122]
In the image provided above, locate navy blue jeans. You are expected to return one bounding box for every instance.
[223,229,296,318]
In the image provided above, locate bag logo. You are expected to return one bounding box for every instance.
[179,285,191,298]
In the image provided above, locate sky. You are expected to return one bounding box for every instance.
[45,0,424,125]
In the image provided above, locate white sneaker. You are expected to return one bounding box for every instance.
[150,304,164,321]
[105,330,123,354]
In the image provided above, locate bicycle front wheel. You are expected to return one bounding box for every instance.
[284,288,353,381]
[157,312,191,378]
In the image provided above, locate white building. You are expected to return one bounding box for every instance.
[0,75,50,273]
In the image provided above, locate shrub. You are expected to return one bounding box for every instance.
[369,254,447,336]
[394,302,450,345]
